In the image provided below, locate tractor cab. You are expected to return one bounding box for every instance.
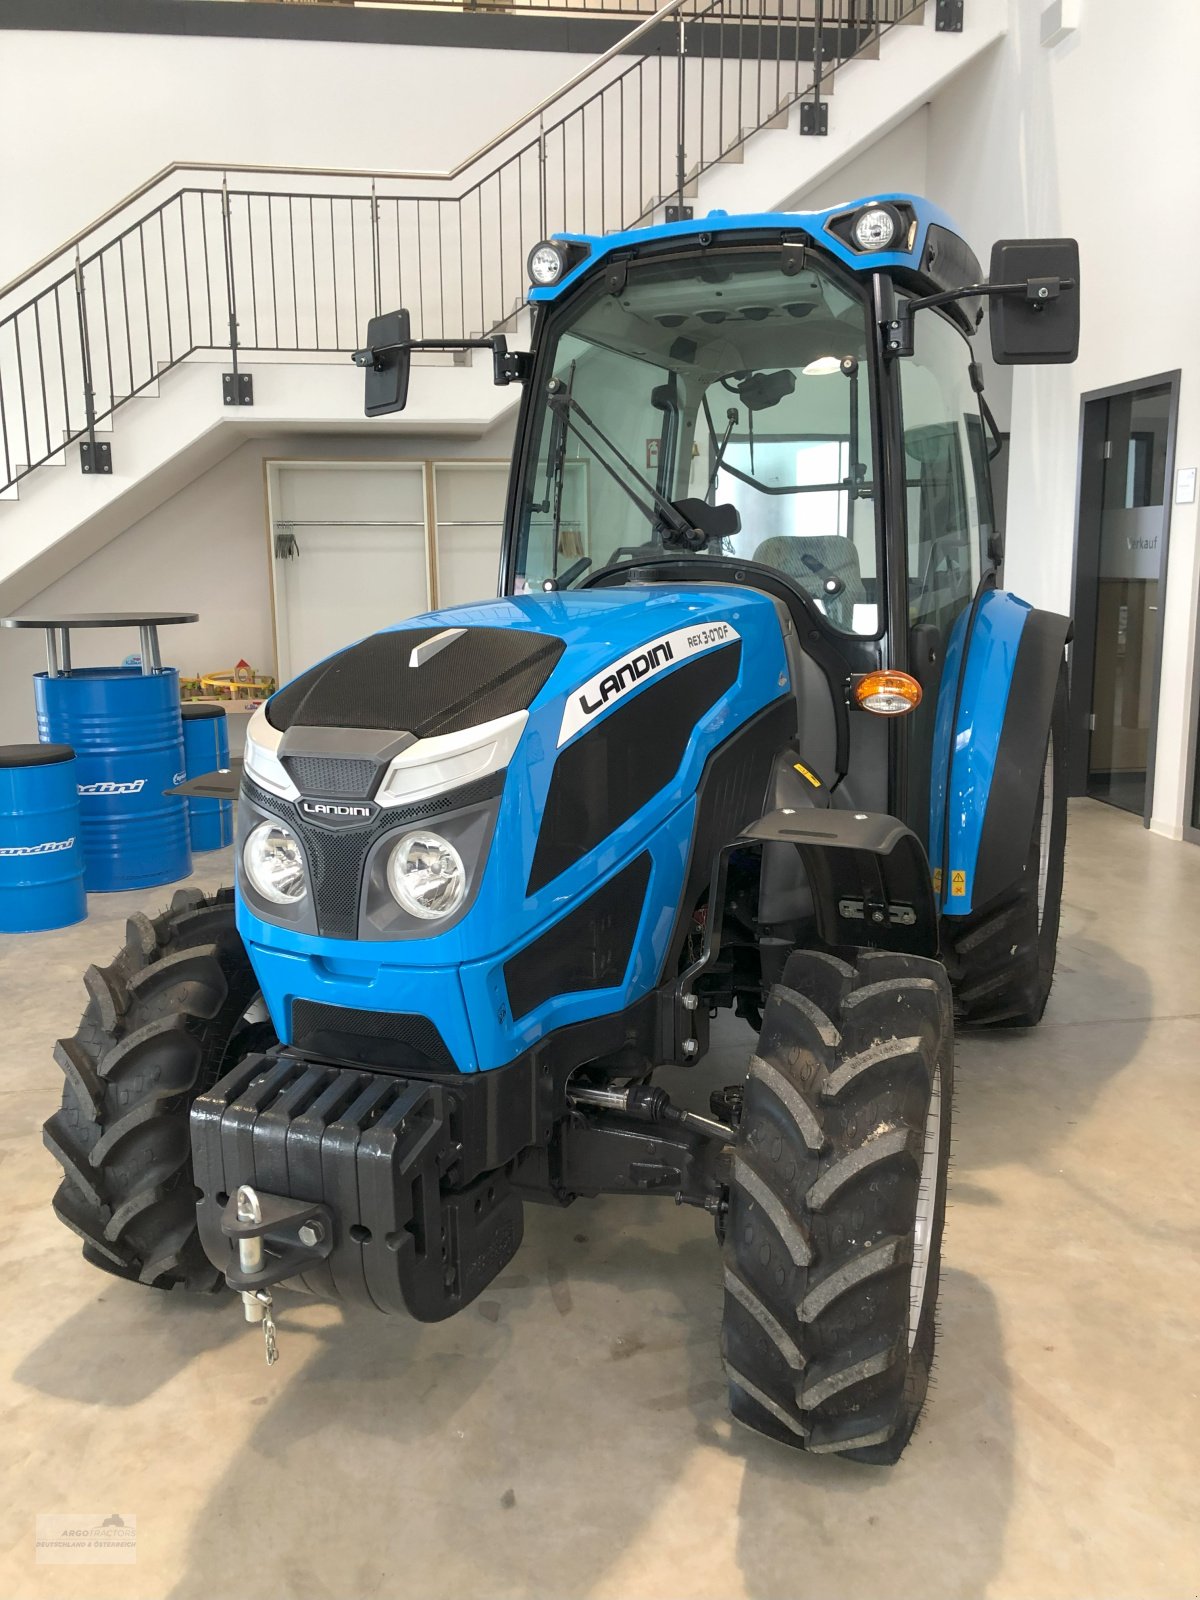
[359,196,1078,854]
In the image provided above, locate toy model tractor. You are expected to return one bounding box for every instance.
[45,197,1078,1463]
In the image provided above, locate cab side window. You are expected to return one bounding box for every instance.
[898,310,991,639]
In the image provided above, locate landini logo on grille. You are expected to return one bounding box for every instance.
[558,622,740,747]
[298,798,377,826]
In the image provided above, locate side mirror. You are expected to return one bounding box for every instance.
[360,308,411,415]
[989,239,1080,365]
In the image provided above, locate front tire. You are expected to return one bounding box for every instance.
[43,888,271,1292]
[721,948,953,1464]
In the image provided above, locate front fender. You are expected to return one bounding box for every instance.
[930,589,1069,915]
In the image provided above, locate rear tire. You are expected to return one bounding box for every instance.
[721,948,953,1464]
[946,660,1068,1027]
[43,888,271,1292]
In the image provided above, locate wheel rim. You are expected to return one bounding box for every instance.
[1036,734,1054,931]
[908,1061,942,1349]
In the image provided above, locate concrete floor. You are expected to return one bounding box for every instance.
[0,798,1196,1599]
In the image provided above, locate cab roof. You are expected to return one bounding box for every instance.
[528,193,983,308]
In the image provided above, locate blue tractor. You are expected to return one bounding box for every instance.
[46,197,1078,1463]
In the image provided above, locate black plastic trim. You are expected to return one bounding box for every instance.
[972,607,1071,907]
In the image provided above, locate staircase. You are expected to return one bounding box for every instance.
[0,0,1005,613]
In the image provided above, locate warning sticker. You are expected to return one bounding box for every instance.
[950,869,967,897]
[932,868,943,894]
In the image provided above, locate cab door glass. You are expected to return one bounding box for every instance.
[897,307,991,841]
[898,309,988,638]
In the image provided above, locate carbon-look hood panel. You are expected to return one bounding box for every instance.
[265,625,565,738]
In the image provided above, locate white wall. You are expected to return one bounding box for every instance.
[789,103,930,215]
[926,1,1200,837]
[0,421,516,744]
[0,30,585,283]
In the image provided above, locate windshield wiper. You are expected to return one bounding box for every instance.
[545,381,705,553]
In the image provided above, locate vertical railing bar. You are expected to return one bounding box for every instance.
[13,312,32,466]
[416,200,426,340]
[329,195,339,350]
[33,298,52,458]
[246,196,260,348]
[657,50,664,212]
[537,111,547,240]
[618,75,625,226]
[438,201,448,342]
[138,224,154,381]
[289,196,300,348]
[222,179,240,375]
[718,9,726,163]
[394,198,403,322]
[0,331,11,485]
[119,237,133,397]
[72,254,96,462]
[200,193,215,346]
[309,197,319,349]
[497,168,506,331]
[370,180,382,318]
[159,210,174,364]
[54,283,72,439]
[98,255,116,412]
[179,200,195,353]
[458,199,466,340]
[267,196,280,347]
[678,8,687,205]
[350,197,361,347]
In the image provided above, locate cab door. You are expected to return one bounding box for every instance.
[893,308,995,846]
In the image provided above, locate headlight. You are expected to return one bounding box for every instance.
[528,242,567,286]
[243,819,307,903]
[387,831,466,920]
[852,204,901,251]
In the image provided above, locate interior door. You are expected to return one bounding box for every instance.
[431,463,508,607]
[270,462,429,684]
[1083,384,1173,816]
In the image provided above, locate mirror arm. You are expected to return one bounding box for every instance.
[351,335,531,387]
[884,277,1077,359]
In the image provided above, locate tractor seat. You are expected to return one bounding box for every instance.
[752,535,866,633]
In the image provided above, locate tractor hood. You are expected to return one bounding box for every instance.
[236,584,792,1072]
[261,587,766,747]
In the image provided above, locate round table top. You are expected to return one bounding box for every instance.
[0,611,199,629]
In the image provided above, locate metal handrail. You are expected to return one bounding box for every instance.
[0,0,923,495]
[0,0,692,302]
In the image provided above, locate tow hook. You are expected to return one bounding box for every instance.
[220,1184,335,1366]
[234,1187,278,1365]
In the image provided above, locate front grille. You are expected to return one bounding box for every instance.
[243,771,504,939]
[282,754,381,798]
[292,1000,457,1073]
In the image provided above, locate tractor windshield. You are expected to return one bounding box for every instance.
[513,246,880,635]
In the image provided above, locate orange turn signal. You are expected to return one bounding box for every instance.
[853,670,923,716]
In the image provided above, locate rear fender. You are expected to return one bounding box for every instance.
[930,589,1069,915]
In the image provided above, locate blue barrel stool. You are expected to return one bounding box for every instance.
[181,703,233,852]
[35,667,192,893]
[0,744,87,932]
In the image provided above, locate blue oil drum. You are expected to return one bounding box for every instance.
[35,668,192,893]
[181,703,233,853]
[0,744,87,932]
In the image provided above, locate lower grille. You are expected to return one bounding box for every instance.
[292,999,457,1073]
